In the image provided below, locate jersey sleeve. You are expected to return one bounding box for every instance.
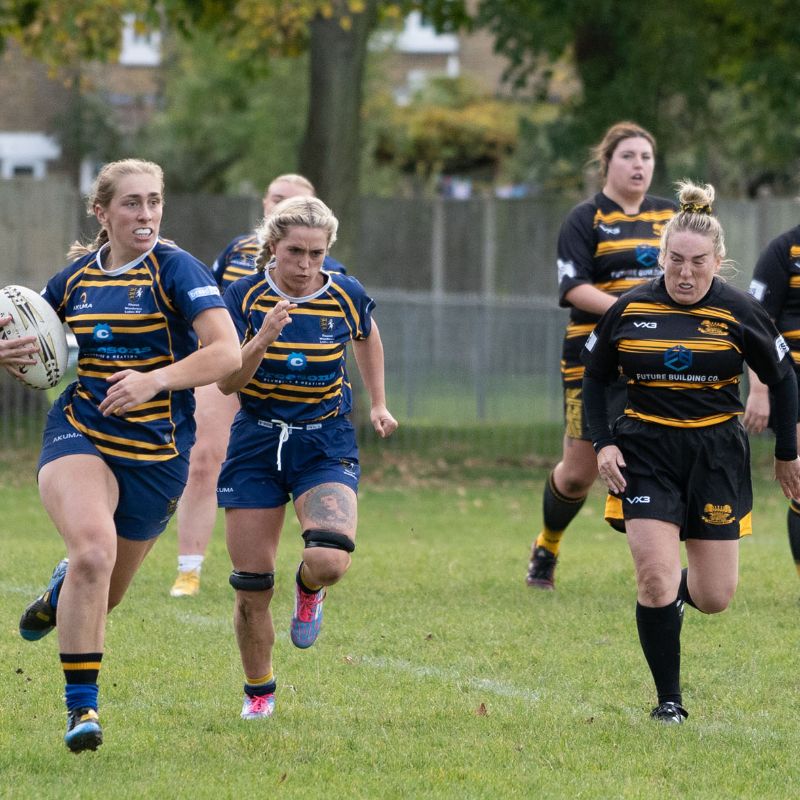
[162,251,225,323]
[335,276,374,341]
[557,203,597,307]
[222,278,251,343]
[210,240,235,288]
[580,298,625,382]
[40,263,73,321]
[741,294,793,386]
[749,233,789,318]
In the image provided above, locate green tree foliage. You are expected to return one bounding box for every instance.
[476,0,800,195]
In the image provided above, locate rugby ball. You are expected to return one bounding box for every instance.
[0,284,68,389]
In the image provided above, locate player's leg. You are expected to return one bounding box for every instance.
[527,434,597,589]
[33,454,118,752]
[171,385,239,596]
[683,539,739,614]
[225,506,285,719]
[290,481,357,649]
[626,518,688,724]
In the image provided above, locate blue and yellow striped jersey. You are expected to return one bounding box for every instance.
[224,268,373,423]
[212,232,346,291]
[42,239,225,464]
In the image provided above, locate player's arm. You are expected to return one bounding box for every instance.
[351,321,398,439]
[563,284,618,316]
[743,366,771,434]
[217,299,297,395]
[99,307,240,417]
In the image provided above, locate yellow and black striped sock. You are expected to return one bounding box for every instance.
[298,562,323,593]
[244,670,276,697]
[61,652,102,711]
[535,472,587,556]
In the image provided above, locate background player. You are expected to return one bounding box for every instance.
[526,121,676,590]
[216,196,396,719]
[744,222,800,581]
[170,174,346,597]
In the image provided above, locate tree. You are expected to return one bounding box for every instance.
[1,1,473,261]
[475,0,800,195]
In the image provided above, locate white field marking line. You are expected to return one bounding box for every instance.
[357,656,541,703]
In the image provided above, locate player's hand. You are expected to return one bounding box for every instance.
[596,444,627,495]
[256,300,296,347]
[100,369,166,417]
[743,393,770,434]
[775,456,800,501]
[370,405,398,439]
[0,315,39,368]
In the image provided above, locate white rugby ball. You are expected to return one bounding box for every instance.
[0,284,69,389]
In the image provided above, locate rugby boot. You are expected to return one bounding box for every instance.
[526,546,557,590]
[19,558,68,640]
[65,707,103,753]
[650,701,688,725]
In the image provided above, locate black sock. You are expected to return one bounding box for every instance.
[678,567,697,610]
[788,502,800,576]
[542,471,586,532]
[636,600,682,706]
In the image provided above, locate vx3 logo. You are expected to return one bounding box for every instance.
[633,321,657,329]
[625,496,651,504]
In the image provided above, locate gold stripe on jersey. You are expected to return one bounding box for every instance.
[565,323,595,339]
[594,209,675,225]
[790,245,800,258]
[782,328,800,340]
[594,279,651,294]
[560,363,585,380]
[621,302,738,325]
[596,238,661,257]
[618,338,741,355]
[73,385,170,422]
[224,265,254,282]
[635,377,740,390]
[64,405,179,461]
[789,276,800,289]
[149,251,180,315]
[625,409,737,428]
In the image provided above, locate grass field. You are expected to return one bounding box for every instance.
[1,445,799,799]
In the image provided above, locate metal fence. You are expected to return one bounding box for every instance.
[1,178,798,456]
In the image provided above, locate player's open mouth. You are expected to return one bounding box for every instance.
[134,228,153,238]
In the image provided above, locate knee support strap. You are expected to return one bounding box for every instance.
[302,529,355,553]
[229,570,275,591]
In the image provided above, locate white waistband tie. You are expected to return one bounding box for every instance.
[274,420,303,471]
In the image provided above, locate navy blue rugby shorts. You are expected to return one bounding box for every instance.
[217,411,360,509]
[38,398,189,541]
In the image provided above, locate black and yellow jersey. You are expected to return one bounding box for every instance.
[557,192,676,385]
[748,224,800,371]
[41,239,225,464]
[224,268,372,423]
[582,276,792,428]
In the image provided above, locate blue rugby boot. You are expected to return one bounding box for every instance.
[64,707,103,753]
[290,568,326,649]
[19,558,68,641]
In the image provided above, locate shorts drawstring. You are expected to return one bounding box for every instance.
[273,420,303,471]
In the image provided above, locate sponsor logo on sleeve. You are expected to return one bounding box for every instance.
[188,285,221,301]
[585,331,597,351]
[557,258,577,283]
[748,280,767,302]
[776,335,790,361]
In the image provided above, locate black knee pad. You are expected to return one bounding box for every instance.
[302,529,355,553]
[229,570,275,591]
